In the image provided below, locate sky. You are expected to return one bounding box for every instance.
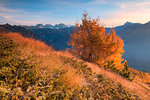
[0,0,150,27]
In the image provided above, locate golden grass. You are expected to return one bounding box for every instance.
[2,32,53,55]
[130,68,150,83]
[1,32,150,99]
[1,33,84,88]
[86,62,150,99]
[54,48,150,99]
[54,42,150,98]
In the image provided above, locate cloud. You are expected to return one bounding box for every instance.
[0,3,74,25]
[0,4,43,25]
[0,14,12,19]
[0,7,16,12]
[1,0,150,26]
[9,19,40,25]
[89,0,108,5]
[102,1,150,27]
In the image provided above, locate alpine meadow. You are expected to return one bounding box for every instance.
[0,0,150,99]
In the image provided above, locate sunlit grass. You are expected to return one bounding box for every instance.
[1,32,150,99]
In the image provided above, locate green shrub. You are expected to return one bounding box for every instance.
[104,61,133,81]
[121,62,133,81]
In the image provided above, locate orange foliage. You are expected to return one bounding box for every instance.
[68,13,124,68]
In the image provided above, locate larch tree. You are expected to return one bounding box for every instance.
[68,13,124,68]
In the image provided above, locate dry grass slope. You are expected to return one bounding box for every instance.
[1,32,150,99]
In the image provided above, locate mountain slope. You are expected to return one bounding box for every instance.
[106,22,150,72]
[1,22,150,72]
[28,22,150,72]
[30,27,73,50]
[0,23,35,38]
[0,33,150,99]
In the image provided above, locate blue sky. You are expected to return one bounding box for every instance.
[0,0,150,27]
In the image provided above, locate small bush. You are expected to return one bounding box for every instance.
[120,61,133,81]
[104,61,133,81]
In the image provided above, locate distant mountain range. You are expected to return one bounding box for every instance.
[22,23,74,30]
[0,22,150,73]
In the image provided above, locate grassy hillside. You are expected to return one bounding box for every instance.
[1,24,150,73]
[0,33,150,99]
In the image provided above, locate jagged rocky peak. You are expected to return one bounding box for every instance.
[45,24,54,28]
[35,24,45,29]
[34,23,70,29]
[54,23,68,29]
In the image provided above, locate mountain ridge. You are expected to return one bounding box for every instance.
[22,23,74,30]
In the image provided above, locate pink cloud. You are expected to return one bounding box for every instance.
[102,1,150,27]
